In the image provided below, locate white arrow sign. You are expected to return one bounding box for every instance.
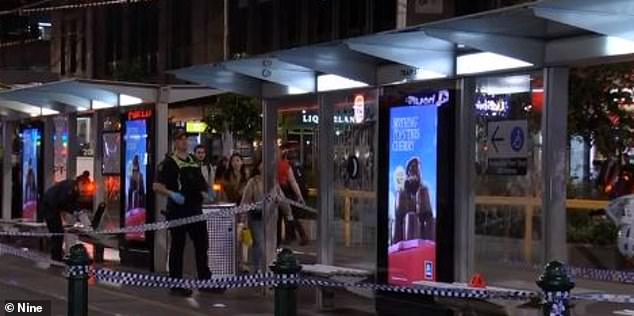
[487,120,528,159]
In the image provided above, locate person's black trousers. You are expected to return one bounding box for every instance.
[279,187,308,244]
[168,221,211,279]
[43,206,64,261]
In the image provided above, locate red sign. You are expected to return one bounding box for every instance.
[128,109,152,121]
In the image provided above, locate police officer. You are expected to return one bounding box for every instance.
[42,174,90,261]
[153,131,217,297]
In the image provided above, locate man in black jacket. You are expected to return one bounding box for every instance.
[42,175,89,261]
[153,131,217,297]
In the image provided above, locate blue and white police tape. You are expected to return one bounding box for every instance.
[0,242,66,267]
[0,229,65,237]
[80,268,540,301]
[5,244,634,305]
[95,274,285,289]
[501,260,634,285]
[298,276,540,301]
[571,293,634,304]
[544,291,570,316]
[567,266,634,284]
[0,194,277,238]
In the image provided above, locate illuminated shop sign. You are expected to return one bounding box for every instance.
[128,109,152,121]
[353,95,365,124]
[475,94,509,117]
[301,114,359,125]
[404,89,450,107]
[186,121,208,133]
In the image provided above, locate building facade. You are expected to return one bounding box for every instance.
[228,0,532,57]
[37,0,534,81]
[50,0,226,82]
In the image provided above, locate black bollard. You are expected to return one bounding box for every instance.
[67,244,91,316]
[271,248,302,316]
[536,261,575,316]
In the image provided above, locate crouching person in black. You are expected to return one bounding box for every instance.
[153,131,220,297]
[42,176,85,261]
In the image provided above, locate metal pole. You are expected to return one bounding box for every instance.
[536,261,574,316]
[317,92,334,309]
[1,120,14,220]
[271,248,301,316]
[67,244,90,316]
[454,78,476,282]
[542,67,570,262]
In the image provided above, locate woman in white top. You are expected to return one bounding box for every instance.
[193,145,216,203]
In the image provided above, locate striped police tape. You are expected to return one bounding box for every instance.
[544,291,570,316]
[571,293,634,304]
[0,194,279,237]
[502,260,634,285]
[298,276,540,301]
[67,264,539,301]
[567,266,634,284]
[4,242,634,306]
[0,242,66,267]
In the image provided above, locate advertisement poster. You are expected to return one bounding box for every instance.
[102,132,121,175]
[124,120,148,241]
[53,118,69,183]
[387,90,447,285]
[22,128,41,220]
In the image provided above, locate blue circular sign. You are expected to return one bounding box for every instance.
[510,127,524,152]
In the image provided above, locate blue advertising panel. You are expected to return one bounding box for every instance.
[387,90,449,285]
[22,128,41,220]
[124,119,148,241]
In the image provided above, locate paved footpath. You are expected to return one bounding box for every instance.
[3,253,634,316]
[0,255,375,316]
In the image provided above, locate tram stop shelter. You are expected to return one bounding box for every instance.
[170,0,634,313]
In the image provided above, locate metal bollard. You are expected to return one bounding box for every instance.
[536,261,575,316]
[271,248,302,316]
[67,244,90,316]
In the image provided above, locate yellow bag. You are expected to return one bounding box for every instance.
[241,227,253,248]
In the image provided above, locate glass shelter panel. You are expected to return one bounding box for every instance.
[277,98,319,258]
[473,73,545,284]
[566,63,634,276]
[329,90,378,271]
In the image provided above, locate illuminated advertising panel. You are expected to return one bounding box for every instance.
[22,128,41,220]
[387,89,449,285]
[124,119,148,241]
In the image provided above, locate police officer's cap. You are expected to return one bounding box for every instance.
[172,130,187,140]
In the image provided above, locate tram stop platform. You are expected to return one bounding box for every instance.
[0,254,376,316]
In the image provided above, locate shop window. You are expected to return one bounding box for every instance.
[340,0,368,37]
[258,1,273,53]
[60,24,66,76]
[69,21,77,74]
[105,7,123,76]
[229,2,248,56]
[313,0,333,42]
[81,18,86,72]
[473,72,545,284]
[170,0,193,68]
[279,0,300,49]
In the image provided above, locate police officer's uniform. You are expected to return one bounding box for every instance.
[158,153,211,282]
